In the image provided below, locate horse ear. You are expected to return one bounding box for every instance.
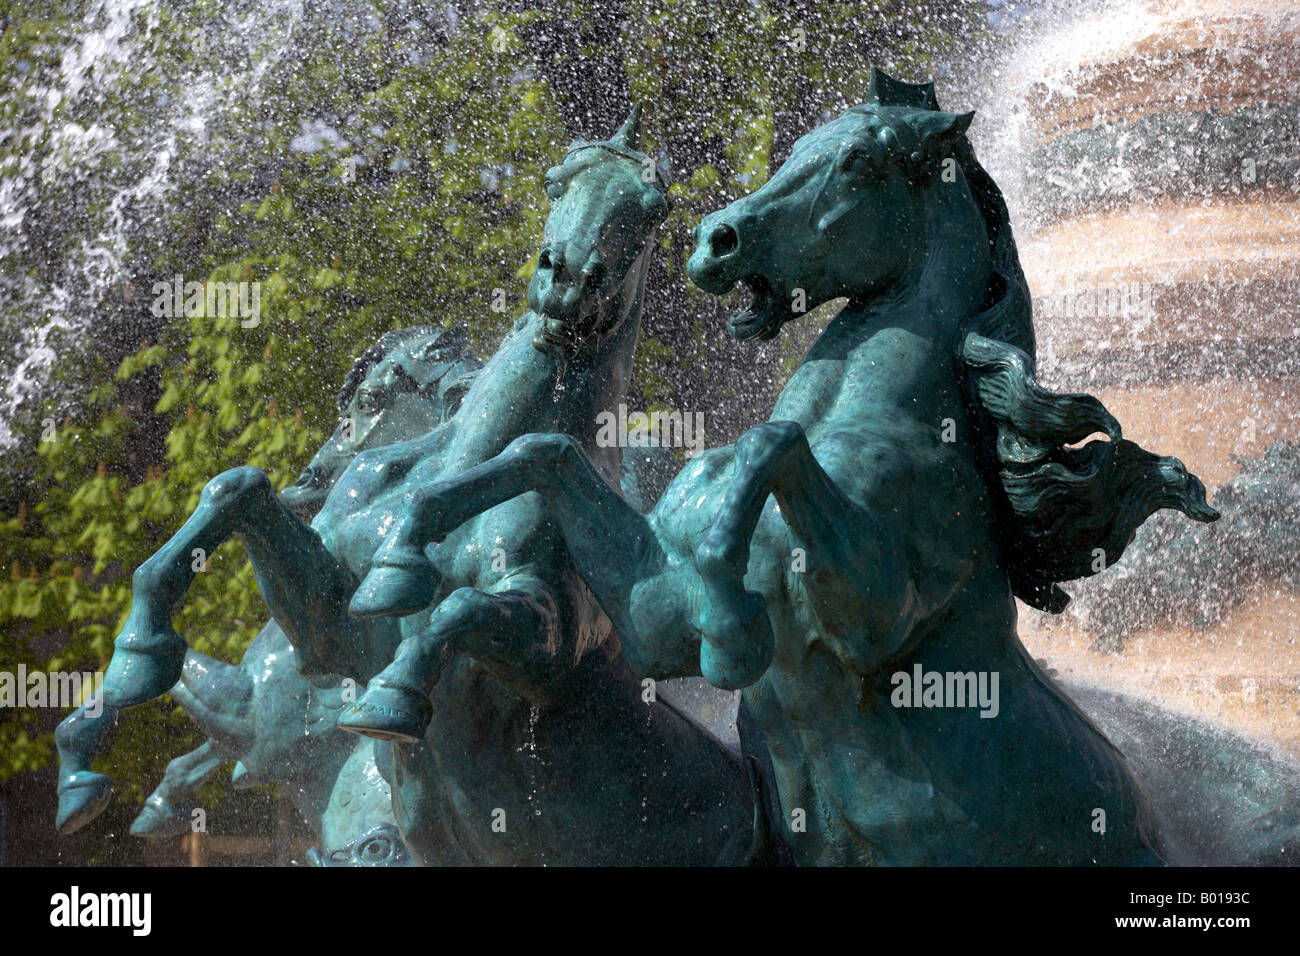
[866,69,940,112]
[641,184,669,219]
[913,110,974,163]
[610,103,643,150]
[417,323,469,361]
[404,325,461,367]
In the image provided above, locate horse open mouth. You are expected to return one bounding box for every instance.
[535,315,576,351]
[534,306,598,353]
[279,466,334,518]
[728,274,784,340]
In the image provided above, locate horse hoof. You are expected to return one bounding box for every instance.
[55,772,115,835]
[336,680,430,743]
[349,563,440,618]
[130,793,191,839]
[102,634,186,709]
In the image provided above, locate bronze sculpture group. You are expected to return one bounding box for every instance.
[55,74,1219,865]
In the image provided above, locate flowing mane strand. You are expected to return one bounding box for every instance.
[337,324,480,417]
[954,117,1216,612]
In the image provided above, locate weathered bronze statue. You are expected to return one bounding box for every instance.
[62,111,766,865]
[352,73,1218,865]
[55,325,478,862]
[62,77,1222,866]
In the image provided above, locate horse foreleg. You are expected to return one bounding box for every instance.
[54,702,120,834]
[56,640,253,833]
[695,421,905,687]
[130,740,225,839]
[339,584,562,742]
[104,466,374,707]
[352,433,697,677]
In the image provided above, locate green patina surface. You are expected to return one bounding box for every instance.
[58,73,1223,866]
[350,71,1217,864]
[58,113,767,866]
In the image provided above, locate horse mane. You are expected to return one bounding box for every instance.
[337,324,480,418]
[866,70,1216,612]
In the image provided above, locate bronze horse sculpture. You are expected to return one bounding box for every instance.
[354,73,1218,865]
[54,325,478,863]
[76,109,766,865]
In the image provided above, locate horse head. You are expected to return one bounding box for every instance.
[280,324,480,519]
[690,69,1217,614]
[687,77,977,341]
[530,104,671,354]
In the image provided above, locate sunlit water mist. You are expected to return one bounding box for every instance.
[0,0,310,445]
[965,0,1300,827]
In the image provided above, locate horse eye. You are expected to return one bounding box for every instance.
[357,835,393,862]
[840,146,874,177]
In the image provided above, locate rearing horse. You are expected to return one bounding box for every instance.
[356,72,1218,865]
[93,108,763,865]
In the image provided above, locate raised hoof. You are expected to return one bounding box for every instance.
[336,680,431,743]
[130,792,191,839]
[349,562,440,619]
[55,772,114,835]
[102,633,186,709]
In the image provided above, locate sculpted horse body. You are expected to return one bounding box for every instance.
[80,109,761,865]
[358,74,1217,865]
[54,326,477,863]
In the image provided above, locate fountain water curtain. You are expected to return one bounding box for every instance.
[969,0,1300,861]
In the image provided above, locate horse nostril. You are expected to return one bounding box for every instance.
[538,248,553,269]
[709,223,739,257]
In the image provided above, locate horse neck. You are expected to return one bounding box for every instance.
[562,246,650,425]
[447,245,650,476]
[789,174,992,428]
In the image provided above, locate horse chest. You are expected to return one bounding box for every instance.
[316,453,460,576]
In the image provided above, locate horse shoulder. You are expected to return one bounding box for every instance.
[820,426,996,621]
